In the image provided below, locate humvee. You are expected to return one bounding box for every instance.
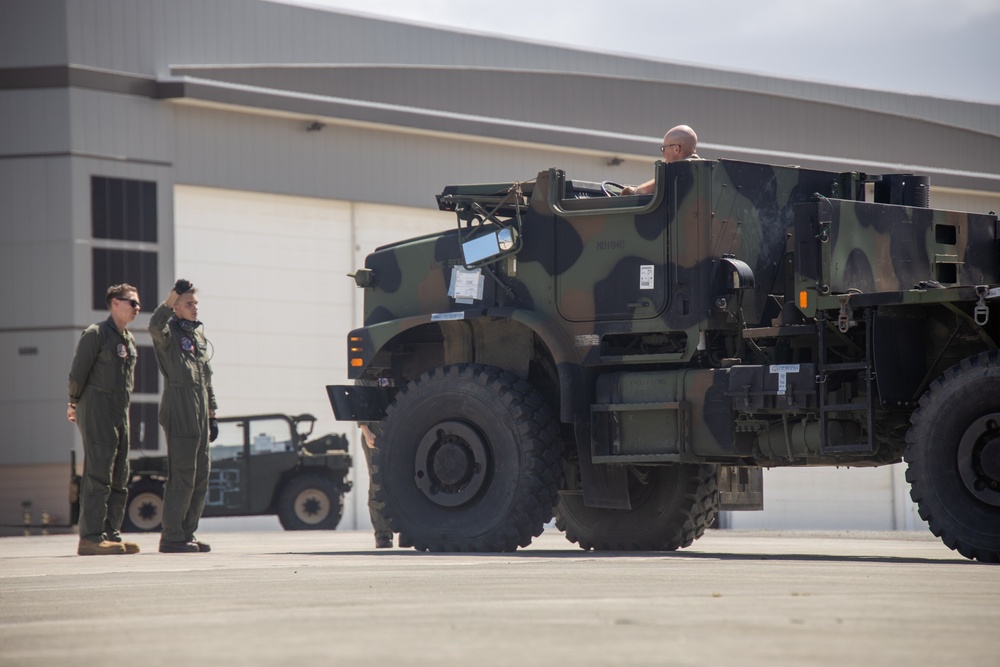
[119,413,352,532]
[327,158,1000,561]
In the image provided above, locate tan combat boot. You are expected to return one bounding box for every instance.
[117,541,141,554]
[77,539,127,556]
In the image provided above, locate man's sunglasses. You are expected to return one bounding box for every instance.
[115,297,141,308]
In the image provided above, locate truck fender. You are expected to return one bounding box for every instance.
[489,307,585,423]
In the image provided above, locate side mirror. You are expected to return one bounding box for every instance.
[461,226,520,267]
[497,227,516,251]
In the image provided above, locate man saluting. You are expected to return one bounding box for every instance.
[149,279,219,553]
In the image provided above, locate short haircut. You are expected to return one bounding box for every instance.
[105,283,138,308]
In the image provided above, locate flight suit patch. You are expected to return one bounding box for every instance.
[180,336,195,352]
[116,343,128,358]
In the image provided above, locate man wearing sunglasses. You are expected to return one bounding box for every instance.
[67,284,142,556]
[149,278,218,554]
[620,124,701,195]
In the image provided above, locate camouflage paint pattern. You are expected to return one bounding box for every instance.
[336,158,999,468]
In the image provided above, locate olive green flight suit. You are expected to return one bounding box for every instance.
[68,317,136,543]
[149,303,217,543]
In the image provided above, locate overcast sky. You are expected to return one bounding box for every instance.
[268,0,1000,104]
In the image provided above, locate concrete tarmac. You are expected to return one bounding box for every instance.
[0,526,996,667]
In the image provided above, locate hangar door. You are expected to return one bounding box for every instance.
[174,185,452,529]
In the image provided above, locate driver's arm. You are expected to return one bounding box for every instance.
[621,179,654,196]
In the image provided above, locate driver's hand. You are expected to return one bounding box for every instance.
[620,185,635,196]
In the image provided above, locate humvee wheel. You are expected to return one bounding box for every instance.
[905,351,1000,562]
[555,464,718,551]
[374,364,562,552]
[123,478,164,533]
[277,474,344,530]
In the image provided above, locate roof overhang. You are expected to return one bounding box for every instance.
[157,73,1000,191]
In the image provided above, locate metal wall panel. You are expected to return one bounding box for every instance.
[171,104,653,210]
[0,157,76,328]
[67,89,175,164]
[0,0,68,68]
[0,89,72,156]
[0,330,81,466]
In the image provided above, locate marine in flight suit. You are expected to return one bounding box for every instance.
[149,279,218,553]
[67,284,141,556]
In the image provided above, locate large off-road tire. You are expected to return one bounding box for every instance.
[905,351,1000,562]
[276,473,344,530]
[122,477,164,533]
[374,364,562,552]
[555,463,718,551]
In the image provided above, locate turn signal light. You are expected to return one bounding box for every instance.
[349,336,364,368]
[798,290,808,309]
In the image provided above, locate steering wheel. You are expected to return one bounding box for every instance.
[601,180,625,196]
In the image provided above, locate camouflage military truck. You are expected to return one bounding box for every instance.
[327,157,1000,562]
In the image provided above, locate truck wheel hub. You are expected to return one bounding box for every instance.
[958,413,1000,506]
[414,420,488,507]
